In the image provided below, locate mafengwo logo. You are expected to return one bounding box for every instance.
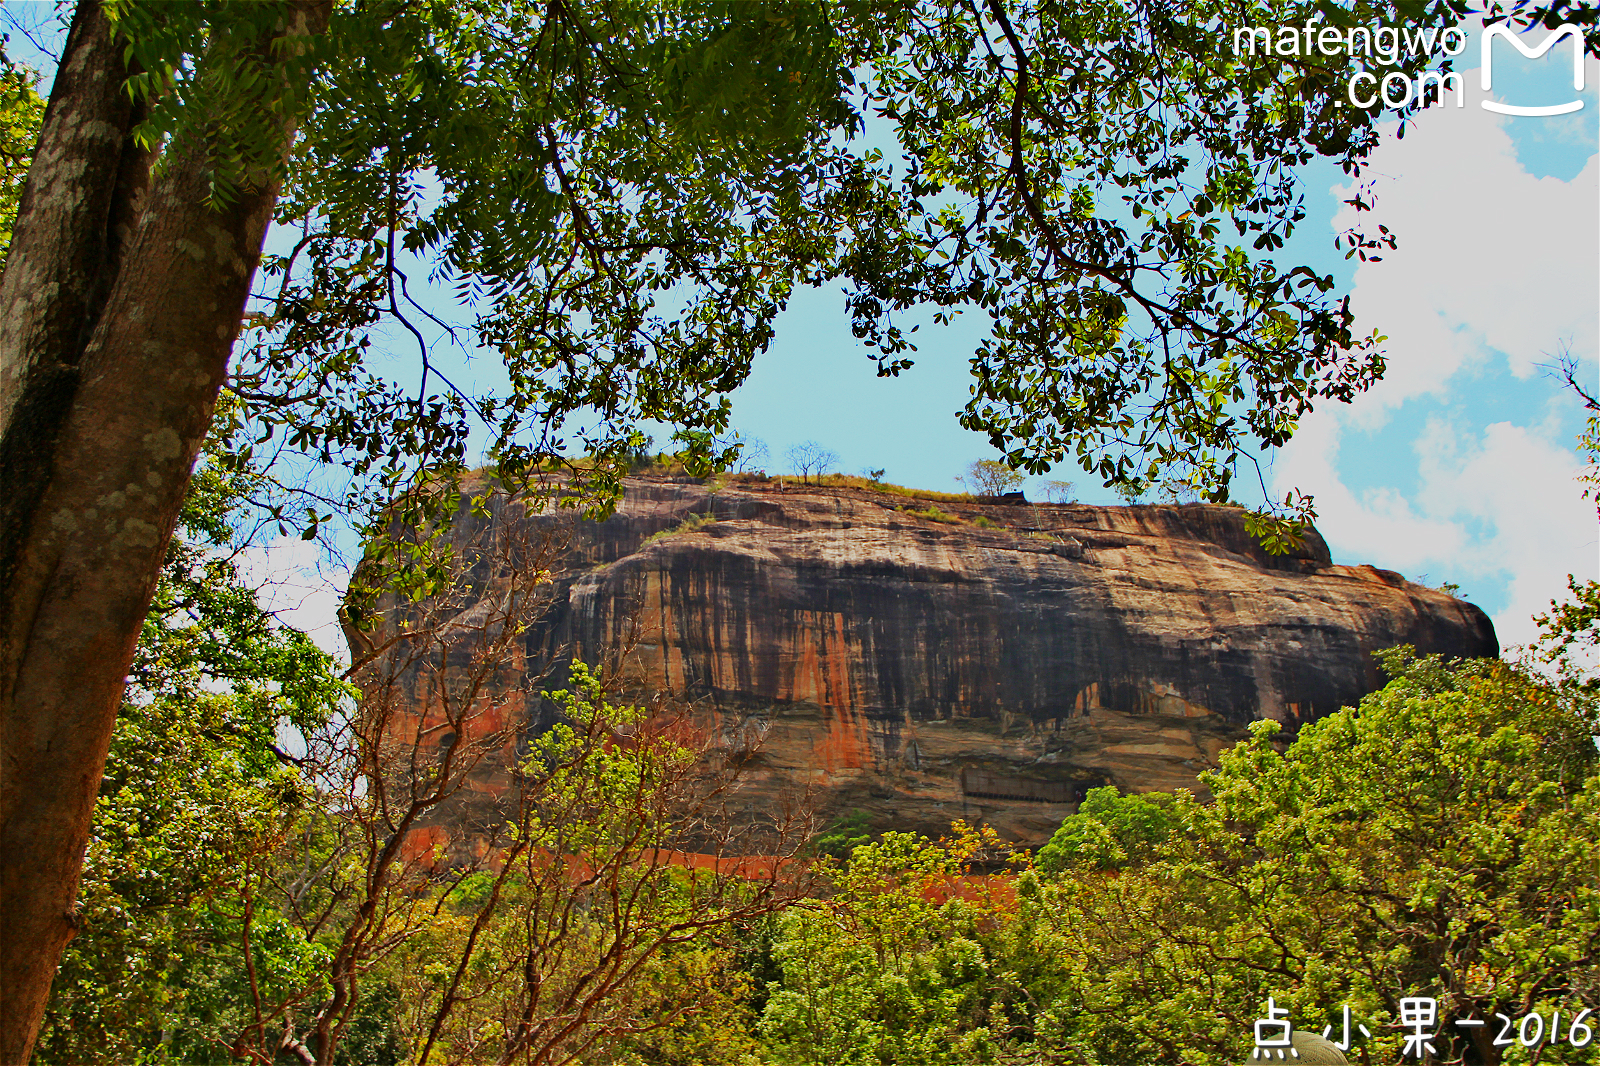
[1481,24,1585,115]
[1231,20,1590,116]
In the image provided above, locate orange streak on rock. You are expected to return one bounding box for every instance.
[800,611,873,773]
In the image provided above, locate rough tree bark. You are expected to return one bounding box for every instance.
[0,3,331,1061]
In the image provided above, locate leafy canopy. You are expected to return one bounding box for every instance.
[1035,785,1179,872]
[86,0,1540,570]
[759,824,1028,1065]
[1031,649,1599,1064]
[758,650,1600,1064]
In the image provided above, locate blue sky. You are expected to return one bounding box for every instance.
[5,6,1594,655]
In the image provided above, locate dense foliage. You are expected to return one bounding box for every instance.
[752,650,1599,1066]
[0,49,42,276]
[758,825,1031,1065]
[1034,785,1180,872]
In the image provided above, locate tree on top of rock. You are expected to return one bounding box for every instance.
[786,441,839,485]
[959,460,1026,498]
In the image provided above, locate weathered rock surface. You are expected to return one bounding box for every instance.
[354,476,1497,848]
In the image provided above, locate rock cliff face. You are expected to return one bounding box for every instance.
[355,476,1497,847]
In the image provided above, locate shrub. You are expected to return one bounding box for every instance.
[1035,787,1178,872]
[643,512,715,545]
[899,505,961,524]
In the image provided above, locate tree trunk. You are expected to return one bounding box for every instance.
[0,4,330,1061]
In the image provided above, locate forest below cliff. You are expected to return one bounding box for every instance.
[26,437,1600,1066]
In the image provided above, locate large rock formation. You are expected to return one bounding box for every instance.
[353,475,1497,848]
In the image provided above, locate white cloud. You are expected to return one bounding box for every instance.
[1280,411,1595,649]
[1328,105,1597,424]
[236,536,352,665]
[1411,418,1596,648]
[1279,95,1598,654]
[1277,415,1465,568]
